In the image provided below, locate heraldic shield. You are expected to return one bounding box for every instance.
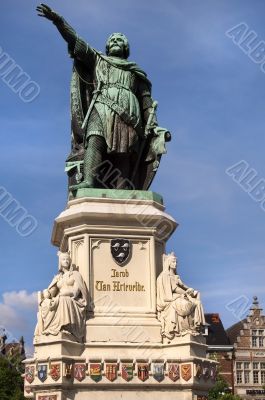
[111,238,131,265]
[38,364,47,382]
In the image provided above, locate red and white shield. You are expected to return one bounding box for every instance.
[168,363,180,382]
[25,366,35,384]
[74,363,86,382]
[137,363,149,382]
[105,363,118,382]
[50,363,61,381]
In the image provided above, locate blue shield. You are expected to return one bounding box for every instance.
[38,364,47,382]
[153,363,164,382]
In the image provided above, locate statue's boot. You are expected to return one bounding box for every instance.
[70,135,106,190]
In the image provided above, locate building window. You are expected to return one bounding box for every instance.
[253,362,259,370]
[261,362,265,370]
[252,329,264,348]
[253,370,259,384]
[236,362,242,370]
[237,371,242,384]
[261,371,265,384]
[244,371,250,384]
[244,362,250,370]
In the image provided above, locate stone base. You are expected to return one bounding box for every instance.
[24,335,214,399]
[24,193,214,399]
[31,389,207,400]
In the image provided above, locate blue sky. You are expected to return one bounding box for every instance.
[1,0,265,354]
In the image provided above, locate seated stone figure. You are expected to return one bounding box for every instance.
[35,251,87,343]
[157,252,205,340]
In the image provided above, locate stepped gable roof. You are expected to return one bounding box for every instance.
[226,296,263,344]
[205,313,231,346]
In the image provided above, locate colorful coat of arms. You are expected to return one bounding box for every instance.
[181,363,192,381]
[168,363,180,382]
[50,363,61,381]
[74,363,86,382]
[121,363,134,381]
[37,364,47,382]
[90,363,102,382]
[111,238,131,265]
[152,363,164,382]
[137,363,149,382]
[105,363,118,382]
[25,366,35,384]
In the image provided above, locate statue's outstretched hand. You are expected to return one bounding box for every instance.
[36,3,61,22]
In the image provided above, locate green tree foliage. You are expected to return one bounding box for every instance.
[0,356,26,400]
[208,374,242,400]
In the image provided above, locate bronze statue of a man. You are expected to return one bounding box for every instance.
[37,4,170,191]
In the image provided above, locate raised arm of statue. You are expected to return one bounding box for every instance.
[36,3,96,67]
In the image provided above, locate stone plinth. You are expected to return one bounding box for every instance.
[24,191,215,400]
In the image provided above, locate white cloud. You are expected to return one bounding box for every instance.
[0,290,37,332]
[3,290,37,310]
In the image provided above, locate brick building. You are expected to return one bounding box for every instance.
[205,313,234,390]
[227,296,265,399]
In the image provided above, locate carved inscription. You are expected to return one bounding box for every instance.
[95,268,145,292]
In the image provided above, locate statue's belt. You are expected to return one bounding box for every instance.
[101,82,132,91]
[96,94,139,129]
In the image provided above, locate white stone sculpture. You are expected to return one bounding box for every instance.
[157,252,205,340]
[35,251,87,342]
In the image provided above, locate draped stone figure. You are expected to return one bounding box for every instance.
[36,4,171,191]
[157,253,205,340]
[35,252,88,343]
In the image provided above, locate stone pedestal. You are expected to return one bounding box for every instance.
[24,190,215,400]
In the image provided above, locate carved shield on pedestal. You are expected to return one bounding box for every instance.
[153,363,164,382]
[111,238,131,265]
[37,365,47,382]
[89,363,102,382]
[181,363,192,381]
[74,363,86,382]
[25,366,35,384]
[105,363,118,382]
[121,363,134,381]
[168,363,180,382]
[137,363,149,382]
[50,363,61,381]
